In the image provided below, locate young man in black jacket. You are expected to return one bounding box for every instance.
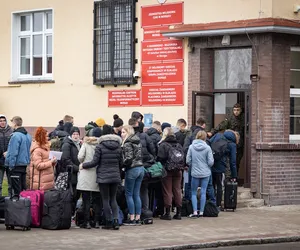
[128,118,155,211]
[175,119,188,147]
[0,115,12,196]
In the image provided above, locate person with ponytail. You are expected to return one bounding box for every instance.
[30,127,56,191]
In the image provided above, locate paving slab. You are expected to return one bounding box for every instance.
[0,205,299,250]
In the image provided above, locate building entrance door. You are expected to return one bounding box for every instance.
[192,90,251,187]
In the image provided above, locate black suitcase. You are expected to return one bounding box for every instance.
[181,198,193,217]
[5,195,31,231]
[224,181,238,211]
[0,196,6,220]
[42,189,72,230]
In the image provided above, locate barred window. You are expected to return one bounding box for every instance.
[94,0,136,86]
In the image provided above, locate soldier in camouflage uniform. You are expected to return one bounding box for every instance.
[208,103,245,175]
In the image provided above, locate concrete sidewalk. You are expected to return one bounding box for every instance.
[0,205,299,250]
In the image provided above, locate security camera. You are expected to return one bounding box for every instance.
[133,71,141,79]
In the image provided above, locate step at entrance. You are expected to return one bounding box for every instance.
[237,187,265,208]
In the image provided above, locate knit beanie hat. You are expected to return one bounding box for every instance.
[161,122,171,132]
[95,118,106,127]
[70,126,80,136]
[113,114,124,128]
[102,125,114,135]
[92,127,102,138]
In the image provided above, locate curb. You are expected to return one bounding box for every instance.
[145,235,300,250]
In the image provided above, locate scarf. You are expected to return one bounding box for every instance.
[68,136,81,151]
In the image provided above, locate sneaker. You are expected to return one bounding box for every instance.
[135,219,142,226]
[188,214,198,219]
[123,220,136,226]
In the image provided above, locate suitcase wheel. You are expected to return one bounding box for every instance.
[6,226,14,230]
[22,227,31,231]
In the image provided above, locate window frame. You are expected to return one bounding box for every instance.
[11,9,53,81]
[289,47,300,141]
[93,0,137,86]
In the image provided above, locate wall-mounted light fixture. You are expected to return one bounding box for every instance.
[221,35,230,46]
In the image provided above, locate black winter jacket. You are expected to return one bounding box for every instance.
[157,135,179,166]
[135,131,156,167]
[122,134,143,170]
[61,137,81,185]
[83,135,122,184]
[0,126,13,166]
[175,130,189,147]
[146,128,161,154]
[183,125,205,154]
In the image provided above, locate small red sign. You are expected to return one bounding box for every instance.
[143,26,170,41]
[108,90,141,107]
[141,84,183,106]
[142,39,183,62]
[142,61,183,83]
[141,3,183,27]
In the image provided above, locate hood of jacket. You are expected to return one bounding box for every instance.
[0,125,12,134]
[126,134,140,145]
[224,131,236,143]
[146,127,160,136]
[190,125,204,133]
[84,136,100,145]
[192,139,208,151]
[14,127,28,135]
[85,122,98,131]
[99,134,122,150]
[131,111,143,121]
[0,115,9,129]
[30,141,50,154]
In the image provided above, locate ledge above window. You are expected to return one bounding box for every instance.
[8,79,55,84]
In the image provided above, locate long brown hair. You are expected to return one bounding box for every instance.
[34,127,48,146]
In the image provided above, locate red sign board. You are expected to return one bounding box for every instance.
[141,3,183,27]
[141,84,183,106]
[108,90,140,107]
[142,39,183,62]
[143,26,170,41]
[142,61,183,83]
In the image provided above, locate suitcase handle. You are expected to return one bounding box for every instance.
[10,194,20,201]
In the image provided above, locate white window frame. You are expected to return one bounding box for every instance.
[289,47,300,141]
[11,9,53,81]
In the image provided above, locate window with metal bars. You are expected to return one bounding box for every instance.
[94,0,136,86]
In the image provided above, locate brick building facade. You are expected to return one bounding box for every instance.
[165,19,300,205]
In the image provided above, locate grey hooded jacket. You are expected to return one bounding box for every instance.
[186,139,214,178]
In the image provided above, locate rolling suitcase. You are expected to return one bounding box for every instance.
[5,195,31,231]
[224,181,238,211]
[20,169,44,227]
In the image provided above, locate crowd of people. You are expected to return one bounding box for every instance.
[0,104,244,230]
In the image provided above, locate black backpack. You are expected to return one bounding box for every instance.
[203,201,219,217]
[166,143,185,171]
[210,136,229,161]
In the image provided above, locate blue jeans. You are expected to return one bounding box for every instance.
[0,167,11,196]
[191,176,210,213]
[125,167,144,215]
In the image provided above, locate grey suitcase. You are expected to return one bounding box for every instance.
[5,195,31,231]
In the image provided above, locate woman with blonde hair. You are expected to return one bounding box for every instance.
[186,130,214,217]
[121,125,144,226]
[157,127,184,220]
[30,127,56,191]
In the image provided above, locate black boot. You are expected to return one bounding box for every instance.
[113,219,120,230]
[80,222,91,229]
[160,207,171,220]
[102,220,113,230]
[173,207,182,220]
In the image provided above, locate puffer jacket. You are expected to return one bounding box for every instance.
[0,121,13,166]
[135,132,156,167]
[77,137,100,192]
[30,141,54,191]
[5,127,32,168]
[186,139,214,178]
[83,135,122,184]
[146,128,161,154]
[61,136,81,185]
[122,134,143,170]
[175,129,190,147]
[209,130,237,178]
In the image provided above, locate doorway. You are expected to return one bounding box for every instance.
[192,90,251,187]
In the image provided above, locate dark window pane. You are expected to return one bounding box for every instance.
[33,57,42,76]
[291,50,300,69]
[94,0,135,85]
[290,71,300,88]
[47,57,52,74]
[290,97,300,134]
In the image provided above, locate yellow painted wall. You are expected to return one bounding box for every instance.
[0,0,297,127]
[272,0,300,19]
